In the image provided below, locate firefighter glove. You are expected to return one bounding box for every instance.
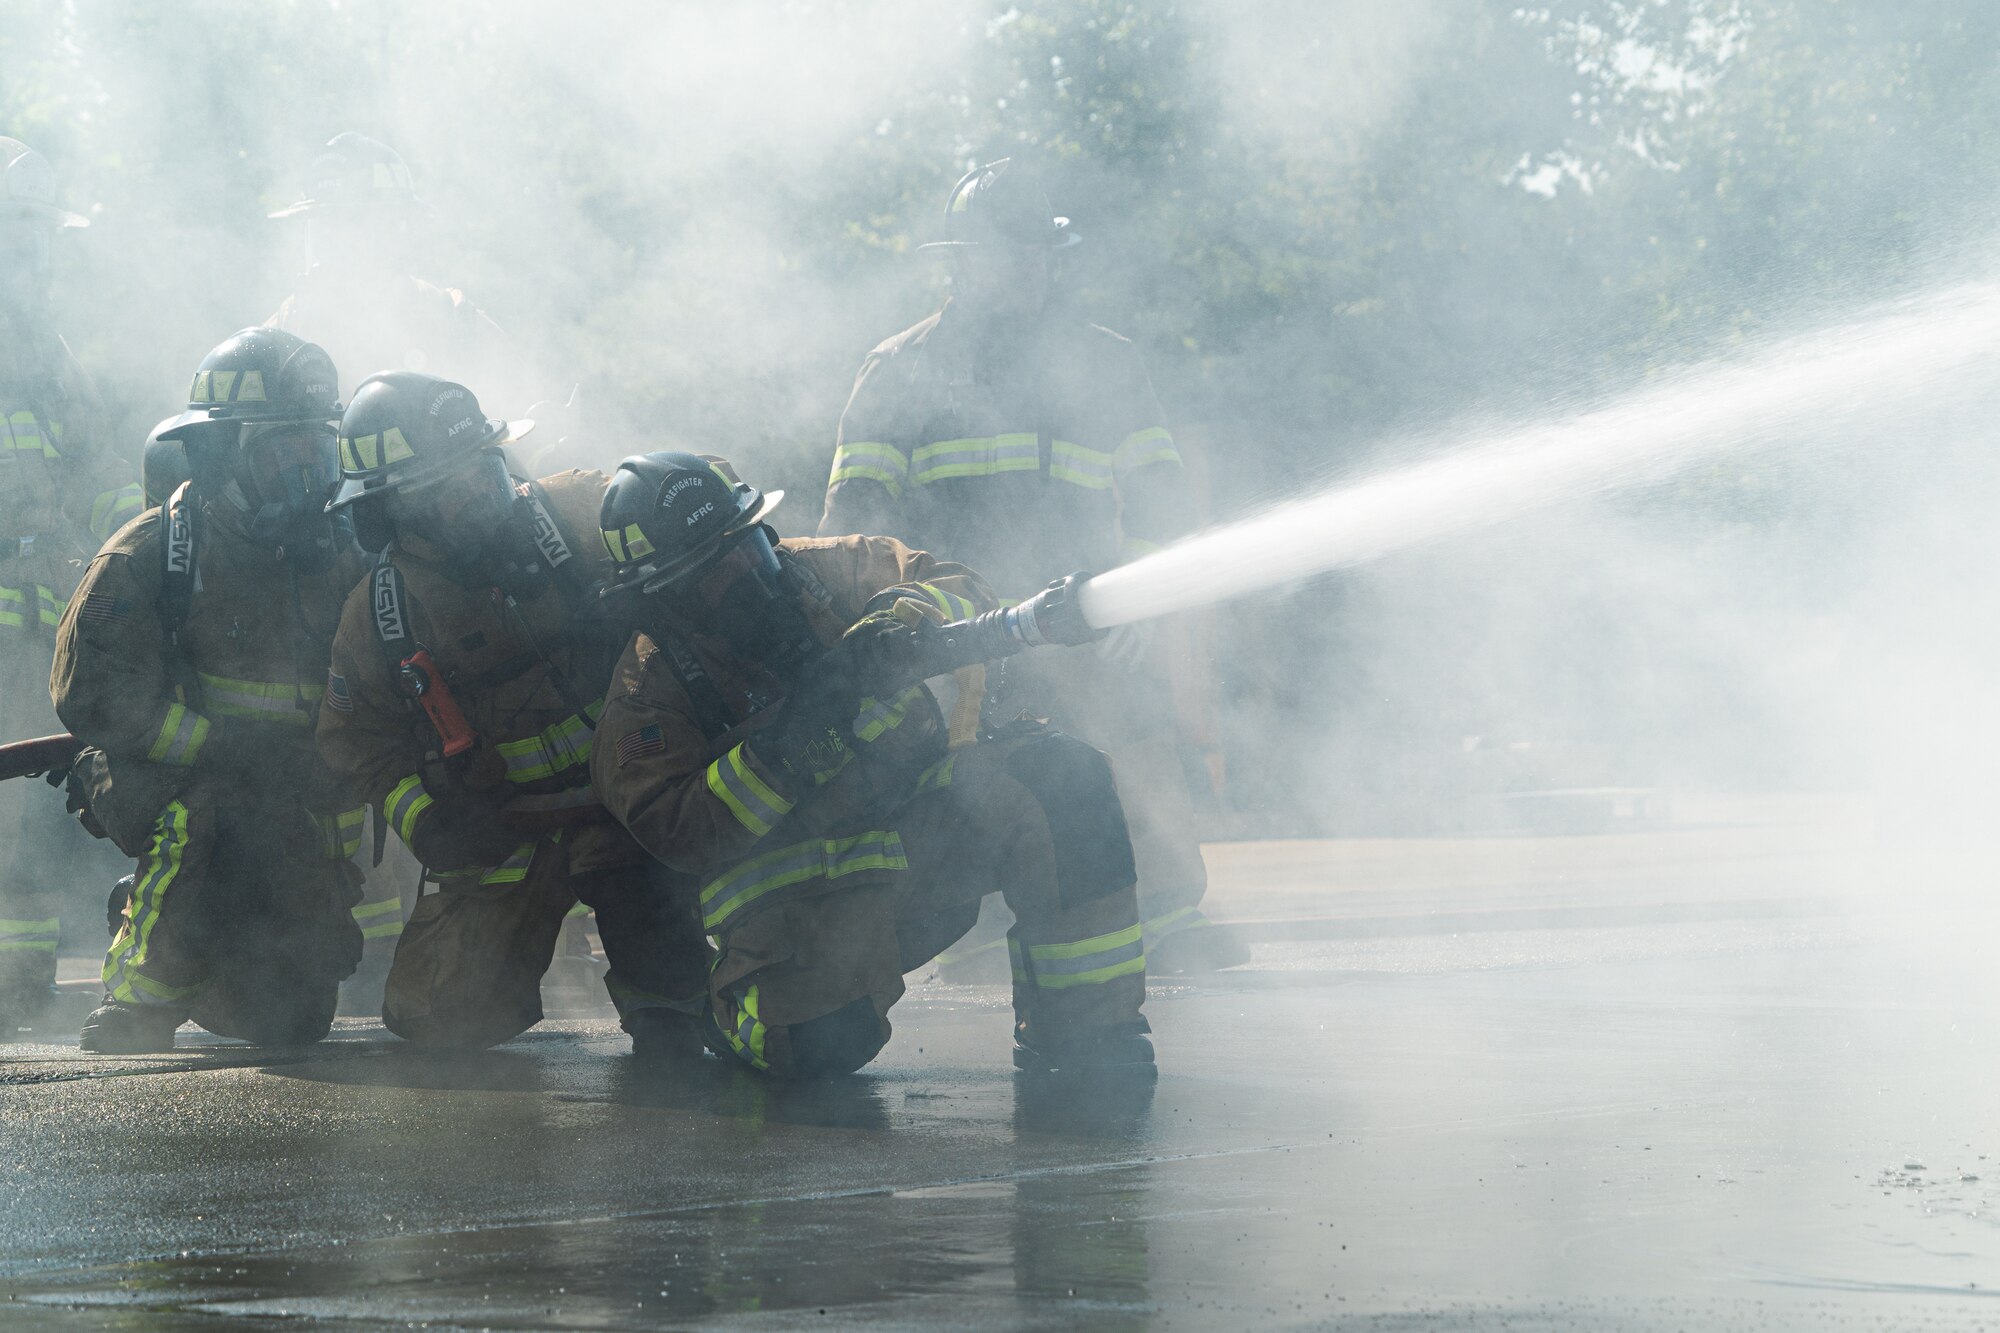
[405,798,524,873]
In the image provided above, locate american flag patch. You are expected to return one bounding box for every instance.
[80,594,131,625]
[616,724,665,765]
[325,670,354,712]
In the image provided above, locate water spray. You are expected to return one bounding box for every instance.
[1077,280,2000,629]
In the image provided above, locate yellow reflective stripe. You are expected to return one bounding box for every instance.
[706,741,794,838]
[851,686,921,743]
[1024,922,1145,989]
[1113,425,1181,476]
[89,483,145,542]
[914,754,956,793]
[6,410,59,458]
[718,984,769,1069]
[356,893,406,940]
[196,671,319,723]
[314,806,367,859]
[909,433,1040,484]
[1049,439,1115,490]
[0,585,22,628]
[495,703,601,782]
[475,841,537,885]
[146,702,212,766]
[385,774,433,845]
[1142,905,1211,947]
[104,801,197,1005]
[700,830,908,932]
[912,582,977,621]
[829,441,909,499]
[36,586,63,626]
[0,916,59,952]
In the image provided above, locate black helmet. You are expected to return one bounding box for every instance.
[0,137,88,228]
[599,452,783,597]
[155,327,341,441]
[160,329,345,554]
[268,132,427,220]
[327,372,530,510]
[917,158,1079,252]
[141,418,192,509]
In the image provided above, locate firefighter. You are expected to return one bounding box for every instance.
[592,451,1154,1078]
[817,158,1242,975]
[52,329,365,1053]
[0,137,143,1034]
[315,373,708,1057]
[266,133,515,399]
[266,132,587,1009]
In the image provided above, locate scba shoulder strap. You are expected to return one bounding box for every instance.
[157,482,203,706]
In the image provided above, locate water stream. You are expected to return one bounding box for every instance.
[1080,278,2000,628]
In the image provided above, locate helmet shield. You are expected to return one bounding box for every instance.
[650,527,793,656]
[387,447,517,553]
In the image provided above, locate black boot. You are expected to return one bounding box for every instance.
[78,999,183,1054]
[627,1007,710,1063]
[1013,1020,1157,1075]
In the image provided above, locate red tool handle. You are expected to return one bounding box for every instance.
[400,650,478,758]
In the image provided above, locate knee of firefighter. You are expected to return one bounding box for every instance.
[772,996,890,1079]
[1002,732,1138,911]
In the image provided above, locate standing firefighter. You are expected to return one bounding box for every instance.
[818,159,1240,974]
[0,138,143,1033]
[52,330,364,1053]
[315,374,707,1057]
[592,452,1153,1077]
[266,134,514,398]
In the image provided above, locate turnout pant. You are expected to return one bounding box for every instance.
[381,832,708,1050]
[104,783,364,1046]
[704,729,1147,1078]
[969,647,1214,954]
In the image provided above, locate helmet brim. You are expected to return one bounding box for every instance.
[916,218,1081,253]
[153,404,340,443]
[326,424,529,512]
[600,487,785,599]
[267,195,436,221]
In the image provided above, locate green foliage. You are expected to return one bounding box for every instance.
[1,0,1992,514]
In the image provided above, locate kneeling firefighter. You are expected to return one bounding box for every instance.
[315,373,708,1056]
[52,329,367,1053]
[590,452,1153,1077]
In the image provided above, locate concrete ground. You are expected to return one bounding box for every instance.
[3,797,1997,1330]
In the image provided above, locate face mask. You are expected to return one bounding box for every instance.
[395,450,519,561]
[656,530,813,674]
[232,422,341,550]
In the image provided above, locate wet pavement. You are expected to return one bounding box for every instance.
[4,805,1998,1329]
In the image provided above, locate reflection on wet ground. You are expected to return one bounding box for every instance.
[3,828,1998,1329]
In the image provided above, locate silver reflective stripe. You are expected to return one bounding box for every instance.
[909,433,1040,484]
[1030,934,1145,977]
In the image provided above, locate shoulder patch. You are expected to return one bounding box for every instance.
[79,593,131,625]
[615,724,666,766]
[325,670,354,712]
